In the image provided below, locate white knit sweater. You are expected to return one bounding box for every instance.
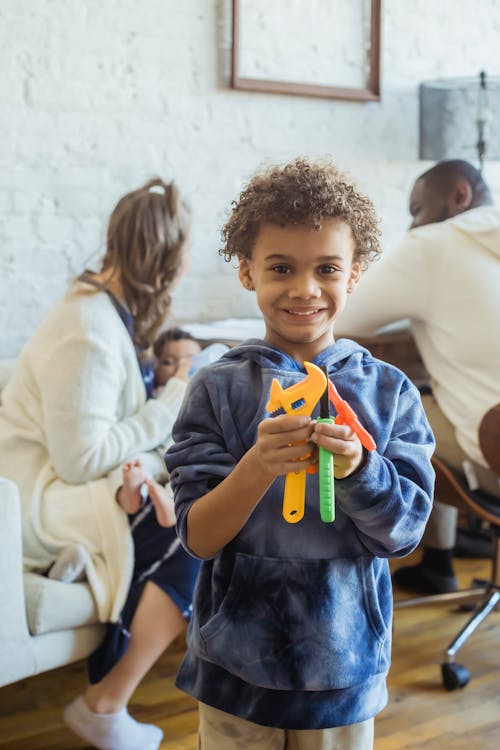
[0,282,187,621]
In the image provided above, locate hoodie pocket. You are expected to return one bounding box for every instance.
[196,552,391,691]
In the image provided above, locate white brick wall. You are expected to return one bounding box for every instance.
[1,0,500,355]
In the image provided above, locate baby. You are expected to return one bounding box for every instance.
[152,327,202,397]
[119,328,228,526]
[118,458,176,527]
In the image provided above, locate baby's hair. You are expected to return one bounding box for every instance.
[220,158,381,270]
[153,327,199,359]
[101,178,191,349]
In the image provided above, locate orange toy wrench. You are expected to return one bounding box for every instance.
[328,379,377,452]
[267,362,327,523]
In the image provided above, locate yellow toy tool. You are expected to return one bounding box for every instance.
[266,362,327,523]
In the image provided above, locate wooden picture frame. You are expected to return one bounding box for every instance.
[231,0,381,102]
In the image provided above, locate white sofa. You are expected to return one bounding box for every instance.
[0,360,104,688]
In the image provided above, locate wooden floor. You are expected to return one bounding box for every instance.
[1,554,499,749]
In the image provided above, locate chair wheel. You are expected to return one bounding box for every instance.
[441,662,470,690]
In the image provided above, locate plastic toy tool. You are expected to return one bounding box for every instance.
[317,365,335,522]
[327,380,377,452]
[266,362,327,523]
[266,362,377,524]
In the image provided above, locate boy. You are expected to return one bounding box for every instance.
[165,158,435,749]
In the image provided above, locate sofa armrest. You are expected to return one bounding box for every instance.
[0,478,30,640]
[0,478,37,686]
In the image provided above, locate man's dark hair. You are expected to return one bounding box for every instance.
[421,159,492,207]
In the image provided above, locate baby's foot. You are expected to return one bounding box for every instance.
[145,478,177,528]
[118,460,147,515]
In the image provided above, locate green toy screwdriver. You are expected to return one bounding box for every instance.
[317,365,335,522]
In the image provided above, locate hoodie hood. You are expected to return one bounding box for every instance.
[221,337,372,375]
[449,205,500,259]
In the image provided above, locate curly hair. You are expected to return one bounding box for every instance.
[220,158,381,270]
[100,178,190,349]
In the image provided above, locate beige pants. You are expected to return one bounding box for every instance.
[421,395,500,549]
[197,703,374,750]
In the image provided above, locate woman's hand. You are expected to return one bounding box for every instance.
[311,421,364,479]
[250,413,316,480]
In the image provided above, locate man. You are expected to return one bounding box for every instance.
[337,159,500,594]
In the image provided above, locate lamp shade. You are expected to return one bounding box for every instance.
[419,75,500,162]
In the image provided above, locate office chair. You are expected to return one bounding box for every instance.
[394,404,500,691]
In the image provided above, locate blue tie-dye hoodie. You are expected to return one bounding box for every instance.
[165,338,435,730]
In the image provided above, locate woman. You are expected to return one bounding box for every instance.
[0,178,200,750]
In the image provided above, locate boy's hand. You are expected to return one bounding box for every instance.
[311,420,364,478]
[252,413,316,479]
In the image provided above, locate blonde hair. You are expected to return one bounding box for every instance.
[101,178,190,349]
[220,158,381,270]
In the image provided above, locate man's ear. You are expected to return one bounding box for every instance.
[347,262,362,294]
[238,256,255,291]
[451,178,473,214]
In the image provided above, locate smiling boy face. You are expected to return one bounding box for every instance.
[238,218,361,363]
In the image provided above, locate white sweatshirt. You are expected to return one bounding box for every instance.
[0,282,187,621]
[337,206,500,468]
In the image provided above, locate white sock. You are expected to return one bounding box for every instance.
[63,695,163,750]
[48,544,88,583]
